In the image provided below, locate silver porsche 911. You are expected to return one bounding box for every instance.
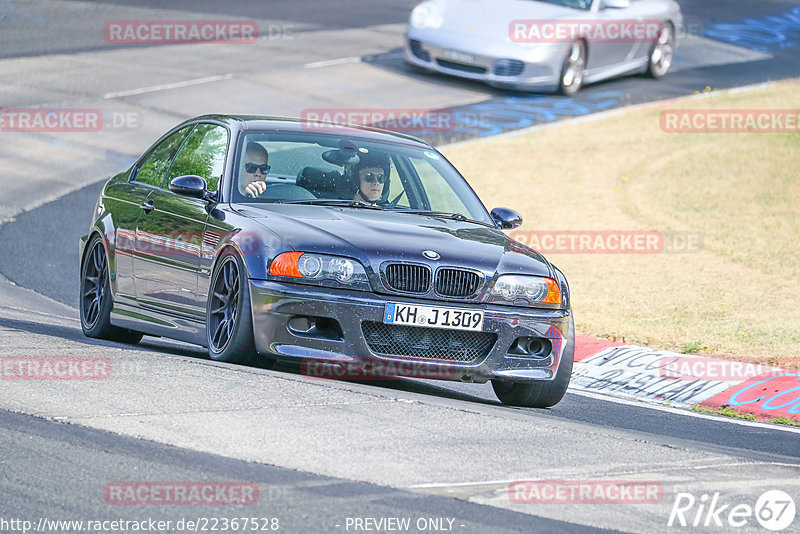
[405,0,682,95]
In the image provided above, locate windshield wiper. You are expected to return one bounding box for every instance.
[391,209,495,227]
[277,199,384,210]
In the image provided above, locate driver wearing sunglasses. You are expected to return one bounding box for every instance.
[352,153,389,205]
[240,142,271,198]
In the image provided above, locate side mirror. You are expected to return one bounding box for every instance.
[490,207,523,229]
[169,175,210,200]
[601,0,630,8]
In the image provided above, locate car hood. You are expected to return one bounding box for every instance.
[243,205,553,279]
[429,0,582,41]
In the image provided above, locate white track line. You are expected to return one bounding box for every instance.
[407,460,800,490]
[304,57,361,69]
[103,74,233,99]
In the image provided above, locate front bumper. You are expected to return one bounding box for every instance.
[249,279,570,383]
[405,33,567,92]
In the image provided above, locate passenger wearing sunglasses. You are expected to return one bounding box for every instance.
[240,142,271,198]
[351,153,389,205]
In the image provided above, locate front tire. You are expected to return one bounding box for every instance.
[559,42,585,97]
[647,23,674,79]
[206,251,269,366]
[80,235,143,343]
[492,314,575,408]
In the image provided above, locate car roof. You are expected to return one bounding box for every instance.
[181,114,433,149]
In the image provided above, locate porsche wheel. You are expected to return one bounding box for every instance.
[80,236,143,343]
[647,23,674,79]
[559,42,585,97]
[491,314,575,408]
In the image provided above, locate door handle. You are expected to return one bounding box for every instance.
[140,200,155,214]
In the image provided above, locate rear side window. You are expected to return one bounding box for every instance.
[166,123,229,192]
[134,126,193,187]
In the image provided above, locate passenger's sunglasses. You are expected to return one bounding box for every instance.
[360,172,386,184]
[245,162,270,174]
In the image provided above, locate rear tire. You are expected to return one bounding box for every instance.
[206,251,272,366]
[492,314,575,408]
[79,235,143,344]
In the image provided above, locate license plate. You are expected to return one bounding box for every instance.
[384,302,484,332]
[442,49,475,64]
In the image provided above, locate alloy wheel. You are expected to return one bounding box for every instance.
[562,42,585,95]
[650,25,674,77]
[81,241,107,328]
[209,257,241,352]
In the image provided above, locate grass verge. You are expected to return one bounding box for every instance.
[692,406,800,427]
[444,79,800,368]
[692,406,758,421]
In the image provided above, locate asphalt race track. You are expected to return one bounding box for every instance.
[1,1,799,532]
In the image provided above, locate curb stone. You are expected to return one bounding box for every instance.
[572,336,799,423]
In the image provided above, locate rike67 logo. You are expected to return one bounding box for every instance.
[668,490,796,531]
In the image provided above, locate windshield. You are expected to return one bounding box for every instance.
[231,131,492,224]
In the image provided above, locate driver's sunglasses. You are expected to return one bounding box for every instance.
[245,162,270,174]
[360,172,386,184]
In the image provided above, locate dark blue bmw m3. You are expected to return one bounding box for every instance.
[80,115,574,407]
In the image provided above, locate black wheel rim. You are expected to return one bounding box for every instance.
[81,241,107,328]
[209,257,240,352]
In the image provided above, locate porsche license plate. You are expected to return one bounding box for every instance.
[384,302,484,332]
[442,49,475,64]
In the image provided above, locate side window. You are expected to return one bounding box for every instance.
[166,124,229,192]
[135,126,193,187]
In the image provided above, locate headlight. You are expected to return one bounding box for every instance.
[410,2,444,29]
[269,252,371,291]
[487,275,563,308]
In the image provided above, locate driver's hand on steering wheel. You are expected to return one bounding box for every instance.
[244,180,267,198]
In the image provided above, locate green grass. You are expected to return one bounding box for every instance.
[682,341,707,354]
[692,406,758,421]
[770,417,800,427]
[693,406,800,427]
